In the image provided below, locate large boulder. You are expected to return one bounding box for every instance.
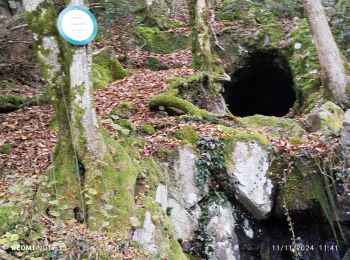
[226,141,274,220]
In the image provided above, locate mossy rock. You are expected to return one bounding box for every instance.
[119,119,136,131]
[305,101,344,135]
[110,101,138,119]
[240,115,305,137]
[172,125,199,144]
[274,167,321,216]
[139,123,156,135]
[135,26,189,54]
[92,46,130,89]
[0,204,18,235]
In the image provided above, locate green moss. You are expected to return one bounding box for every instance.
[0,143,11,155]
[0,94,24,112]
[284,19,321,111]
[135,26,189,54]
[149,93,213,119]
[110,101,137,119]
[147,57,161,71]
[172,125,199,143]
[0,204,18,235]
[119,119,136,131]
[91,64,113,89]
[92,46,130,89]
[140,124,156,135]
[316,101,344,135]
[240,115,305,137]
[288,136,303,145]
[282,168,319,209]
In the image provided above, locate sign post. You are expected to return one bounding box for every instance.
[57,6,97,45]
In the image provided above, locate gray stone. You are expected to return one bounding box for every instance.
[340,109,350,148]
[167,198,199,251]
[226,141,274,220]
[132,211,158,254]
[207,202,240,260]
[169,146,206,208]
[155,184,168,211]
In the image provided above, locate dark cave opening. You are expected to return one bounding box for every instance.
[223,50,296,117]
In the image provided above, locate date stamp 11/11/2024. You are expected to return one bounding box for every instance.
[272,244,339,253]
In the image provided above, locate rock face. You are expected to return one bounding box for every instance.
[132,211,158,254]
[226,141,274,220]
[170,146,205,208]
[206,202,240,260]
[156,146,203,250]
[305,101,344,135]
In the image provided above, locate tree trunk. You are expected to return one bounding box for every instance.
[303,0,350,107]
[23,0,137,235]
[188,0,213,72]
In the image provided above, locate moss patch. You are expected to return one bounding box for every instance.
[284,19,321,111]
[221,127,270,164]
[92,46,130,89]
[135,26,189,54]
[240,115,305,137]
[139,124,156,135]
[119,119,136,131]
[110,101,138,119]
[0,204,18,235]
[172,125,199,144]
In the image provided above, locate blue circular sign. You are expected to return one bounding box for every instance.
[57,6,97,45]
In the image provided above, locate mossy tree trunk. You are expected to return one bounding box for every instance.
[23,0,136,235]
[303,0,350,107]
[188,0,213,72]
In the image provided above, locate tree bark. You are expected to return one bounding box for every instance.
[303,0,350,107]
[23,1,137,234]
[188,0,213,72]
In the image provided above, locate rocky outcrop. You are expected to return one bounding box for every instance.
[225,141,274,220]
[156,146,204,250]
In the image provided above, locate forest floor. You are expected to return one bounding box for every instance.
[0,19,339,258]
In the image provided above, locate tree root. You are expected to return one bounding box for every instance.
[149,92,213,119]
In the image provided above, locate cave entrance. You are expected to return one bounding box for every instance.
[223,50,296,117]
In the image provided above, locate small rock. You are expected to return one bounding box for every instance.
[340,109,350,148]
